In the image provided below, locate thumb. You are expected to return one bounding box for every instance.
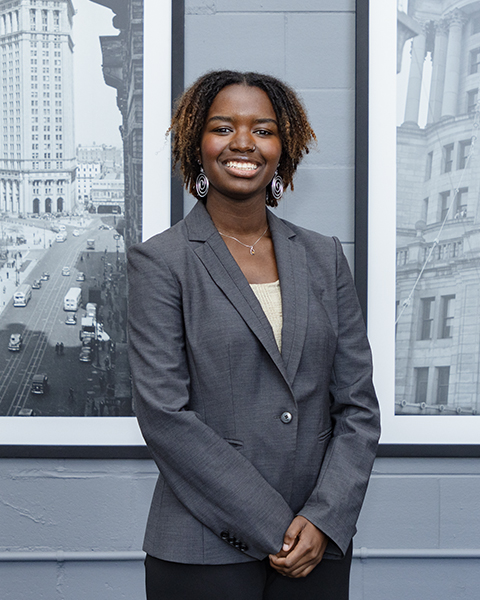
[282,517,305,552]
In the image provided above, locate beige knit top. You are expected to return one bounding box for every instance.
[249,280,283,352]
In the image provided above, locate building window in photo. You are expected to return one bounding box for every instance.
[435,367,450,405]
[415,367,429,404]
[470,48,480,73]
[467,88,478,113]
[439,190,451,221]
[420,297,435,340]
[442,143,454,173]
[454,188,468,218]
[425,151,433,180]
[458,139,472,168]
[439,295,455,339]
[422,197,429,222]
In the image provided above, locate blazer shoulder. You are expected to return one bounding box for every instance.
[127,219,188,262]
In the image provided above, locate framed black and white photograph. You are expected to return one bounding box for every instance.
[0,0,181,453]
[366,0,480,450]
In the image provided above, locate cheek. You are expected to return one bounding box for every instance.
[200,136,222,165]
[265,140,282,163]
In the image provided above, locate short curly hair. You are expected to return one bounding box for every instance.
[168,70,316,207]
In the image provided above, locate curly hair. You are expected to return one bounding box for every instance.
[168,70,316,207]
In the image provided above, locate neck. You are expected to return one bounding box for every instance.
[205,191,268,236]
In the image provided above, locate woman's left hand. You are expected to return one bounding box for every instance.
[268,516,328,578]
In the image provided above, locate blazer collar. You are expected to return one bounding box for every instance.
[185,202,308,389]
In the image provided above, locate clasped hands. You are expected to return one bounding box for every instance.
[269,516,328,579]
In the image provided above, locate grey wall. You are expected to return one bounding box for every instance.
[1,1,479,598]
[183,0,356,266]
[2,457,480,599]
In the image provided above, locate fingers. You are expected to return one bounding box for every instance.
[269,553,317,578]
[280,515,305,553]
[270,533,316,576]
[269,517,328,578]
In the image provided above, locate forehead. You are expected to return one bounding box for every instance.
[207,84,276,119]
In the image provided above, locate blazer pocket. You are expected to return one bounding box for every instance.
[318,426,333,443]
[224,438,244,449]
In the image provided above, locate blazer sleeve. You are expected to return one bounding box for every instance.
[127,241,294,561]
[298,236,380,558]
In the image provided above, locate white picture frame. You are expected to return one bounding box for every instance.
[368,0,480,448]
[0,0,175,451]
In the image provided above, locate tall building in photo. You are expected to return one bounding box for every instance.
[91,0,143,248]
[396,0,480,416]
[0,0,75,215]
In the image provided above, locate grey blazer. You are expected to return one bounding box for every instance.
[127,201,380,565]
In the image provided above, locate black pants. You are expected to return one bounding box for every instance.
[145,543,352,600]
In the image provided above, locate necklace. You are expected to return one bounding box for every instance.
[218,225,269,255]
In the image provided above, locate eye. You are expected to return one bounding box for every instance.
[212,126,232,134]
[254,129,272,136]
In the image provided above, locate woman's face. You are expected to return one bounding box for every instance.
[200,84,282,203]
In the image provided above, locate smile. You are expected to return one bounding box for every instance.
[224,161,258,171]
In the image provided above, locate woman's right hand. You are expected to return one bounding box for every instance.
[268,516,328,578]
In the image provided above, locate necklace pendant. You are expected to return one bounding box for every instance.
[250,247,255,255]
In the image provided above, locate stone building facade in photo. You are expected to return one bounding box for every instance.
[396,0,480,415]
[91,0,143,248]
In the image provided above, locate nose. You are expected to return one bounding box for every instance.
[229,128,256,152]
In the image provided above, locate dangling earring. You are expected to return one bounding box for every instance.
[270,170,284,201]
[195,166,209,198]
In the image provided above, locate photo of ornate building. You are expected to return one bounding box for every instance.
[396,0,480,415]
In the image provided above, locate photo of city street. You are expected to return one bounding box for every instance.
[0,0,143,419]
[0,212,131,416]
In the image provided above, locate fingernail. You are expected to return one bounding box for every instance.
[283,543,290,551]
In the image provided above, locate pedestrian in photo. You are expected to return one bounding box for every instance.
[128,70,380,600]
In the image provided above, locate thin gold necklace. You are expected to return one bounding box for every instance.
[218,226,269,255]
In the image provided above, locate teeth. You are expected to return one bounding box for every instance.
[226,161,257,171]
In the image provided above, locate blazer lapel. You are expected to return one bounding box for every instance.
[186,203,292,389]
[268,210,309,385]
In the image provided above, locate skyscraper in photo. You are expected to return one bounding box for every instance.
[0,0,75,215]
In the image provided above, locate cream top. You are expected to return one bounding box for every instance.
[249,280,283,352]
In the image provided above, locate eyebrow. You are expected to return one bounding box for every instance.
[207,116,278,125]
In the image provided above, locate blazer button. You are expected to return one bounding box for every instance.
[220,531,229,540]
[280,411,292,424]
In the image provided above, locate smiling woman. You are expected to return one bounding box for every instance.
[169,70,316,206]
[128,70,380,600]
[200,85,282,204]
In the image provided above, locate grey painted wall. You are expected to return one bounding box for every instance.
[183,0,356,266]
[1,1,479,598]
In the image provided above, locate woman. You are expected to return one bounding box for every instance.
[128,70,380,600]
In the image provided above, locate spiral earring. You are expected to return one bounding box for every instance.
[195,166,209,198]
[270,170,284,201]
